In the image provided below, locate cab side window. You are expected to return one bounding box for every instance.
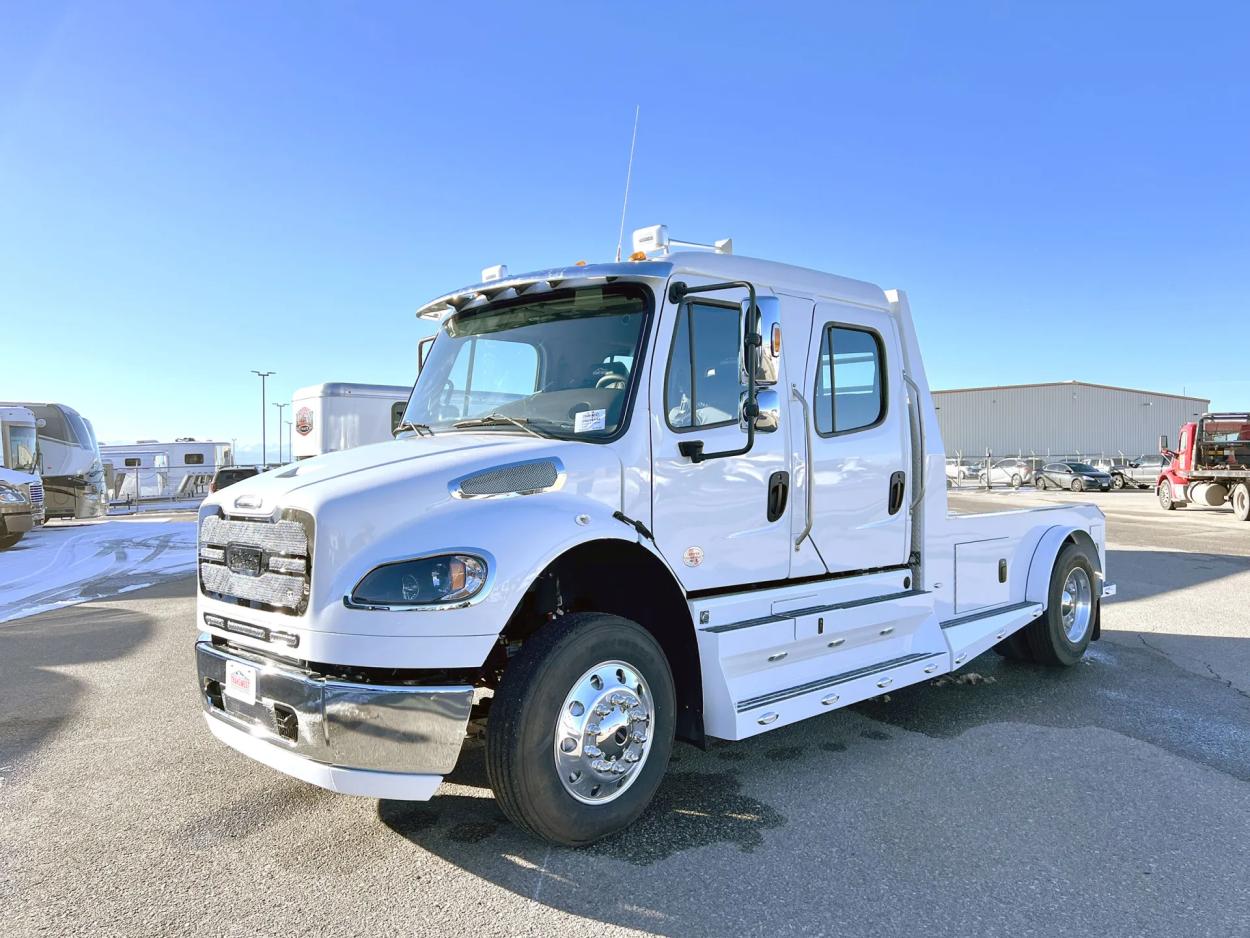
[814,325,885,435]
[665,302,743,429]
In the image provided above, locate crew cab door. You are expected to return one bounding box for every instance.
[649,281,793,590]
[800,303,910,574]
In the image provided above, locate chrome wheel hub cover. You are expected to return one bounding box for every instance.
[1060,566,1093,643]
[554,660,653,804]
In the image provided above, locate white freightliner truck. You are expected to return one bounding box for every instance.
[195,227,1115,845]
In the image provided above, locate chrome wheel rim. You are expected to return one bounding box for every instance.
[554,660,654,805]
[1060,567,1093,643]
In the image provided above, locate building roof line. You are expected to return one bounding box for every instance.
[932,380,1209,404]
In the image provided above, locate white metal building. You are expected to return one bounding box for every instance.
[933,381,1210,461]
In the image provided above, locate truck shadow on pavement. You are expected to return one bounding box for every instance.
[380,737,787,867]
[0,600,155,771]
[1105,548,1249,602]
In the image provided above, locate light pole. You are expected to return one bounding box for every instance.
[285,420,293,464]
[273,402,289,463]
[252,370,275,466]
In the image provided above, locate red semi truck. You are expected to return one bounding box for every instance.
[1157,412,1250,519]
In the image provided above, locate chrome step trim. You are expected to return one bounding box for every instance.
[704,589,929,635]
[940,601,1038,631]
[736,651,942,713]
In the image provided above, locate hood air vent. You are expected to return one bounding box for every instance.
[450,458,565,499]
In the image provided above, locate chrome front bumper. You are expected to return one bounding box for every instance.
[196,639,473,798]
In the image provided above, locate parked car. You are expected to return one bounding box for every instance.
[0,481,35,549]
[944,458,981,483]
[1035,462,1113,492]
[209,465,260,493]
[978,458,1032,488]
[1118,454,1170,490]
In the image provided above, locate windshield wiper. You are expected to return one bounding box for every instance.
[452,414,551,439]
[394,421,435,437]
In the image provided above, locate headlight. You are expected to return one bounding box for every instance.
[349,554,488,608]
[0,484,27,504]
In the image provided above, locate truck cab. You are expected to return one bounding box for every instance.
[195,229,1113,845]
[1158,413,1250,518]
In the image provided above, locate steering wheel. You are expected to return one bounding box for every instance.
[595,373,626,390]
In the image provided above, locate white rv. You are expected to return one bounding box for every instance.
[290,383,410,459]
[195,228,1115,846]
[0,402,105,520]
[101,439,230,500]
[0,405,44,529]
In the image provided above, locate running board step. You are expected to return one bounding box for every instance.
[941,601,1043,667]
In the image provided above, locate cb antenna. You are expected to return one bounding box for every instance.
[614,105,641,263]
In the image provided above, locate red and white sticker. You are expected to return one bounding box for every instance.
[224,661,257,706]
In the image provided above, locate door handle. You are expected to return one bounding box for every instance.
[888,470,906,515]
[767,471,789,522]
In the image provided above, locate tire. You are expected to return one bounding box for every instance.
[486,612,676,846]
[0,533,21,549]
[1111,474,1125,490]
[1023,541,1099,666]
[1158,482,1175,510]
[1035,476,1048,491]
[992,628,1033,661]
[1233,483,1250,522]
[1070,478,1083,492]
[1010,474,1022,489]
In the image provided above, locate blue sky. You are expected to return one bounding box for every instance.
[2,2,1247,461]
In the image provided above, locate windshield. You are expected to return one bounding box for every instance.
[403,283,652,440]
[5,425,38,472]
[1069,463,1099,473]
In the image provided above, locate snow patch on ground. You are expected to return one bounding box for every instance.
[0,516,197,623]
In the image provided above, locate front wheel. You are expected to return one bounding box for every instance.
[1010,474,1022,488]
[1035,476,1048,491]
[1071,478,1084,492]
[1233,483,1250,521]
[486,612,676,846]
[1158,482,1175,510]
[1111,474,1125,490]
[0,532,22,549]
[1023,541,1099,666]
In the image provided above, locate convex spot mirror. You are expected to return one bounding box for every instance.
[739,296,781,386]
[741,387,780,432]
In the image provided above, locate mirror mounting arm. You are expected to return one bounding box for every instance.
[668,280,761,464]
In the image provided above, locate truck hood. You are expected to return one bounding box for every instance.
[204,432,624,519]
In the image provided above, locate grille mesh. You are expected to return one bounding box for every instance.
[457,460,559,497]
[200,516,308,555]
[199,513,310,614]
[201,564,305,610]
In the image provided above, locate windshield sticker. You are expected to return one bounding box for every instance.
[574,409,606,434]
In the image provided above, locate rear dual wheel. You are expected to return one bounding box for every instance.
[994,541,1098,666]
[486,612,676,846]
[1233,483,1250,522]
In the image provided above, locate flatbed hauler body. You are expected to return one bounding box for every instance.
[195,231,1114,844]
[1157,413,1250,519]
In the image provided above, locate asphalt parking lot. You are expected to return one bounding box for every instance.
[4,489,1249,937]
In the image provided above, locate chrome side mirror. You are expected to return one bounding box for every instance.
[742,387,780,432]
[739,296,781,386]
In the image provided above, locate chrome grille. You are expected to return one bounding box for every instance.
[199,513,310,614]
[28,482,43,506]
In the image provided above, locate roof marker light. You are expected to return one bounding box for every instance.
[481,264,508,283]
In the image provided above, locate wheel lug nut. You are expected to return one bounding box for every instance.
[587,723,601,735]
[611,762,628,775]
[631,731,647,743]
[584,745,603,758]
